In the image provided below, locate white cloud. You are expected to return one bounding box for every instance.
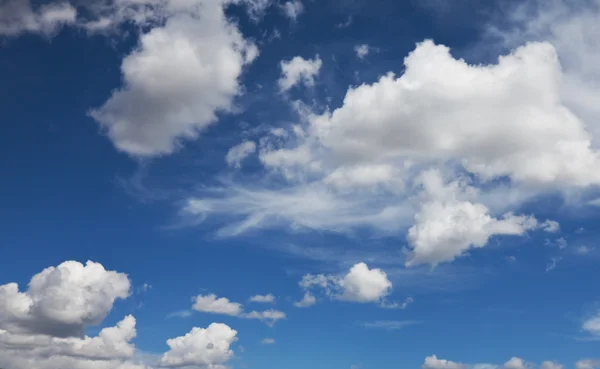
[300,262,392,304]
[249,294,276,303]
[406,170,539,266]
[575,245,593,255]
[226,141,257,168]
[582,312,600,336]
[423,355,467,369]
[0,0,76,36]
[354,44,370,59]
[541,220,560,233]
[159,323,237,368]
[192,294,286,325]
[193,294,244,316]
[0,261,151,369]
[294,291,316,308]
[278,55,322,92]
[0,260,130,337]
[338,262,392,302]
[576,360,600,369]
[503,357,527,369]
[540,361,564,369]
[90,0,258,157]
[282,0,303,21]
[261,338,275,344]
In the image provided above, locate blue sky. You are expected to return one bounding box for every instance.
[1,0,600,369]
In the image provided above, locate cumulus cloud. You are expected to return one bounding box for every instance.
[299,262,393,305]
[406,170,540,266]
[159,323,237,368]
[192,294,286,325]
[278,55,323,92]
[282,0,303,21]
[294,291,316,308]
[249,294,276,303]
[0,261,150,369]
[0,260,130,338]
[423,355,467,369]
[0,0,76,36]
[90,0,259,157]
[582,312,600,336]
[226,141,257,168]
[503,357,527,369]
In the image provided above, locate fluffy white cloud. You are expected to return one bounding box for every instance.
[0,261,150,369]
[423,355,467,369]
[503,357,527,369]
[192,294,286,325]
[0,260,130,337]
[582,312,600,335]
[294,292,316,308]
[90,0,258,157]
[310,40,600,186]
[278,55,322,92]
[300,262,392,304]
[159,323,237,368]
[282,0,303,20]
[576,360,600,369]
[0,0,76,36]
[226,141,257,168]
[249,294,276,303]
[193,294,244,316]
[406,170,540,266]
[354,44,370,59]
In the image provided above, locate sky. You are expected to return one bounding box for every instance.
[1,0,600,368]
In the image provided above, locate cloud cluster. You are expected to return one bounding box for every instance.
[297,262,395,306]
[0,261,241,369]
[193,294,286,325]
[278,55,323,92]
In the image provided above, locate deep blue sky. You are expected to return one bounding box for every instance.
[1,1,600,369]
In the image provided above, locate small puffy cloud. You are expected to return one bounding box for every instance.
[294,292,316,308]
[575,245,593,255]
[226,141,257,168]
[159,323,237,368]
[541,220,560,233]
[278,55,322,92]
[300,262,392,304]
[90,0,258,157]
[282,0,303,21]
[354,44,370,59]
[249,294,276,303]
[0,260,130,337]
[261,338,276,344]
[338,262,392,302]
[423,355,468,369]
[503,357,527,369]
[193,294,286,325]
[193,294,244,316]
[0,0,76,36]
[582,312,600,335]
[576,360,600,369]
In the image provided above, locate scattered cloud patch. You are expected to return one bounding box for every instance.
[282,0,303,21]
[227,141,257,168]
[354,44,370,59]
[361,320,422,331]
[261,338,276,344]
[278,55,322,92]
[249,293,276,303]
[193,294,286,325]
